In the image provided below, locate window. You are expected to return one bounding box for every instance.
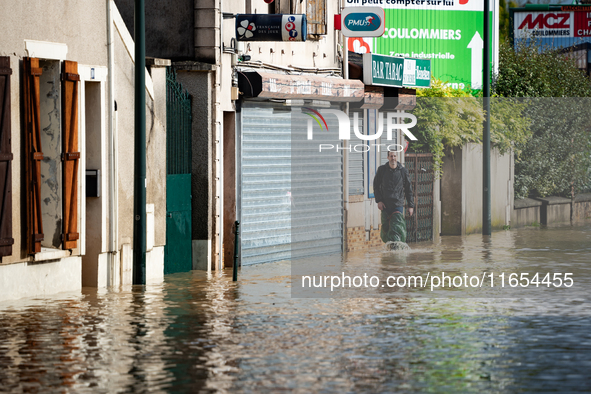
[23,57,80,254]
[272,0,327,39]
[305,0,326,38]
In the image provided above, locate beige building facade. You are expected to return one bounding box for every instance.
[0,1,167,302]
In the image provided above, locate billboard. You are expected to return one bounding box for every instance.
[513,9,591,48]
[347,0,498,90]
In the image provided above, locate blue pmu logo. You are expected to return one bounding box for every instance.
[344,13,381,31]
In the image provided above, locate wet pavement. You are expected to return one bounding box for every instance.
[1,225,590,393]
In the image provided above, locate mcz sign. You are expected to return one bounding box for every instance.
[514,11,591,38]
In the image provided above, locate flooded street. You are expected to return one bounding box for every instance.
[1,225,591,393]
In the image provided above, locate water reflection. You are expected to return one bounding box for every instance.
[0,225,590,392]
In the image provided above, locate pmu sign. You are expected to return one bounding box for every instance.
[236,14,307,41]
[341,7,385,37]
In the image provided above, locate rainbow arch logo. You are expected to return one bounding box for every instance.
[302,107,328,131]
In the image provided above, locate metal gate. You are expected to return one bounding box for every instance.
[404,153,434,242]
[165,67,192,274]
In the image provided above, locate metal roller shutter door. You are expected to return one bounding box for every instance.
[348,110,364,196]
[290,106,343,260]
[240,102,343,265]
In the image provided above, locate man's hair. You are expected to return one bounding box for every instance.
[387,151,397,158]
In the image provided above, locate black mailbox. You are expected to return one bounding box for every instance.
[86,169,100,197]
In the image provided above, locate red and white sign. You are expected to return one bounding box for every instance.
[574,11,591,37]
[514,11,591,38]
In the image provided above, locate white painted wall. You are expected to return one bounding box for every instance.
[0,257,82,303]
[463,143,512,233]
[441,143,512,235]
[0,1,167,301]
[0,1,108,300]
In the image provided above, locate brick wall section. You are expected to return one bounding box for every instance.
[346,226,384,251]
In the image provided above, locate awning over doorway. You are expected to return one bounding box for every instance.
[238,71,364,102]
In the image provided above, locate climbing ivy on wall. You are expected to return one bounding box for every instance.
[410,78,530,178]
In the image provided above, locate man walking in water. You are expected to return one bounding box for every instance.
[373,151,414,245]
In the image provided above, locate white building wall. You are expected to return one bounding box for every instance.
[213,0,344,267]
[0,1,167,301]
[0,1,108,301]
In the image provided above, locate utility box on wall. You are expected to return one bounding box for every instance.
[86,169,100,198]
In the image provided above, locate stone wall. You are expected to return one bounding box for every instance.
[573,193,591,223]
[512,193,591,228]
[512,198,542,227]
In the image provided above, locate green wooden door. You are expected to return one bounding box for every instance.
[165,174,192,274]
[165,67,192,274]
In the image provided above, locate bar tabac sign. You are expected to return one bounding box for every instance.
[362,53,431,88]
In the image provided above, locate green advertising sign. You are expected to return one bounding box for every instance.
[362,54,431,88]
[346,2,496,90]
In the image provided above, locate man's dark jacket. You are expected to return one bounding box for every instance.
[373,162,414,212]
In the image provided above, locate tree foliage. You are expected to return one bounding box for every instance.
[499,0,518,44]
[494,41,591,97]
[493,42,591,198]
[411,78,530,177]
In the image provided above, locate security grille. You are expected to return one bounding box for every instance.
[404,153,434,242]
[166,67,192,175]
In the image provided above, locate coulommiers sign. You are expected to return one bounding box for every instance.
[362,53,431,88]
[237,71,365,101]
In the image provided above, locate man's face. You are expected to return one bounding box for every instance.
[388,152,397,166]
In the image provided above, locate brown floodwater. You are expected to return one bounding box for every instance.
[1,225,590,393]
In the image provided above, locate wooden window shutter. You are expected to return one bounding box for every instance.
[274,0,290,14]
[61,61,80,250]
[0,57,14,257]
[23,57,43,254]
[307,0,326,36]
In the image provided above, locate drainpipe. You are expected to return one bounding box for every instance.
[133,0,147,284]
[218,1,223,271]
[107,0,119,286]
[483,0,492,236]
[341,0,350,254]
[342,0,349,209]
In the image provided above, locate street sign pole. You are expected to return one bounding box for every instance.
[133,0,147,285]
[483,0,492,236]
